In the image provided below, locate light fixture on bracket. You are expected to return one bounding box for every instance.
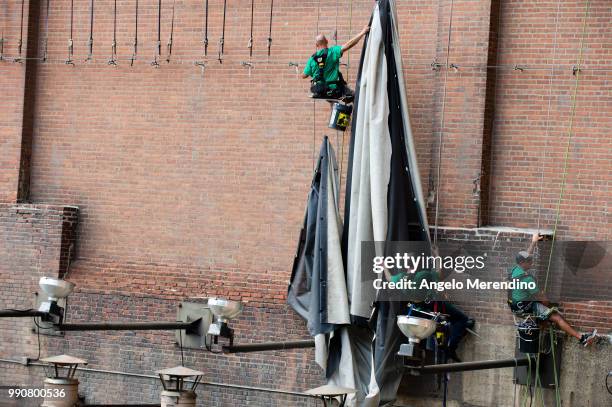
[37,277,74,324]
[206,297,243,348]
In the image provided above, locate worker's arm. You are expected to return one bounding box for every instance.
[341,25,370,56]
[527,233,543,255]
[302,58,313,80]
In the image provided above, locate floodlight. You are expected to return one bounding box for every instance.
[38,277,74,324]
[206,298,242,345]
[397,315,437,343]
[396,315,438,360]
[39,277,75,301]
[207,298,242,322]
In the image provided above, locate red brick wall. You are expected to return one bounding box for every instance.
[0,0,28,202]
[487,0,611,239]
[0,1,610,406]
[0,204,77,372]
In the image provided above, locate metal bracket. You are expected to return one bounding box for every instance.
[175,301,213,349]
[32,292,64,337]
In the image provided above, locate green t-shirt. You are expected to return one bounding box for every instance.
[304,45,343,89]
[390,269,439,302]
[509,265,539,302]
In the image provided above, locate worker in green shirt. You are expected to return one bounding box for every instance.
[507,233,597,347]
[302,25,370,101]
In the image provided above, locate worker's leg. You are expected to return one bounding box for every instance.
[548,312,581,340]
[442,302,471,350]
[532,302,581,340]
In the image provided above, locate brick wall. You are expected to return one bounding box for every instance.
[0,203,77,383]
[0,1,609,406]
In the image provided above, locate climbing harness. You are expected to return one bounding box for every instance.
[42,0,50,62]
[218,0,227,63]
[248,0,254,58]
[14,0,24,63]
[166,0,176,63]
[506,267,535,315]
[85,0,94,62]
[108,0,118,65]
[130,0,139,66]
[204,0,209,57]
[310,49,349,100]
[66,0,74,65]
[267,0,274,56]
[152,0,162,67]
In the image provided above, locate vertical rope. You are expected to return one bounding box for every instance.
[312,0,322,171]
[550,327,561,406]
[433,0,455,246]
[43,0,51,62]
[0,0,6,61]
[544,0,591,292]
[346,0,354,82]
[333,0,339,44]
[339,0,354,196]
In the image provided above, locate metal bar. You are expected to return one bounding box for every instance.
[218,0,227,62]
[152,0,161,66]
[57,320,196,332]
[17,0,24,58]
[42,0,50,62]
[417,356,533,374]
[204,0,209,56]
[267,0,274,56]
[248,0,254,57]
[0,310,47,318]
[166,0,175,63]
[223,340,315,353]
[131,0,138,65]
